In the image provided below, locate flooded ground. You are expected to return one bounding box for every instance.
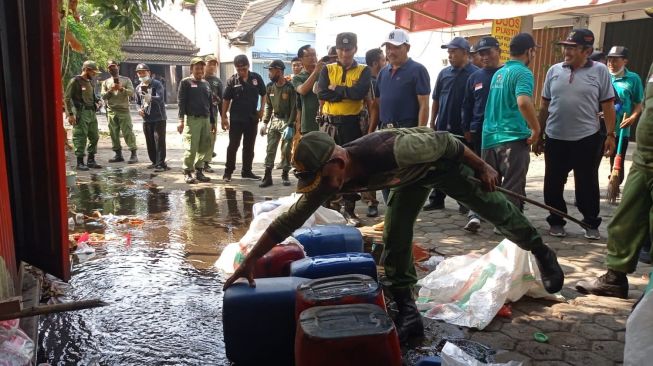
[38,168,254,366]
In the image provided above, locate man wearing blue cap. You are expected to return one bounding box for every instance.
[425,37,479,212]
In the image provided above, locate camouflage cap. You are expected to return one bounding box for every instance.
[205,55,218,63]
[291,131,336,193]
[82,60,98,71]
[190,57,206,66]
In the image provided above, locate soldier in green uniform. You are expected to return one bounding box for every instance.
[101,60,138,164]
[202,55,223,173]
[177,57,215,184]
[64,60,102,171]
[224,127,565,343]
[260,60,296,188]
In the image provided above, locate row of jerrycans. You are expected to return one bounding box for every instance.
[223,225,402,366]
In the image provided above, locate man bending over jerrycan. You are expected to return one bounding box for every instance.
[223,127,565,343]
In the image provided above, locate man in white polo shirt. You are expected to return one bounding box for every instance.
[534,29,616,239]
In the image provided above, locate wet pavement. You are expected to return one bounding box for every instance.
[42,109,647,365]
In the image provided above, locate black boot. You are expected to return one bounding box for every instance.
[260,167,273,188]
[109,150,124,163]
[391,288,425,343]
[342,201,361,227]
[128,150,138,164]
[86,154,102,169]
[76,156,89,171]
[281,170,291,186]
[532,245,565,294]
[576,269,629,298]
[203,162,214,173]
[241,170,261,180]
[184,170,197,184]
[195,168,211,182]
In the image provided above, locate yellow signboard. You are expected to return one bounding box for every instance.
[491,17,522,63]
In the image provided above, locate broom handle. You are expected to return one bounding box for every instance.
[615,115,627,156]
[466,176,591,229]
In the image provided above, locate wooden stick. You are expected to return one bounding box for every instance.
[0,299,108,321]
[466,176,591,229]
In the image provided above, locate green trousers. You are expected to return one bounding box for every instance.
[72,109,99,157]
[264,118,291,170]
[606,165,653,273]
[107,110,137,151]
[204,129,217,163]
[383,160,544,290]
[182,116,211,171]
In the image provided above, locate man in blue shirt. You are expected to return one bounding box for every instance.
[461,36,503,232]
[425,37,479,211]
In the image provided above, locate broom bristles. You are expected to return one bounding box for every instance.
[606,155,623,204]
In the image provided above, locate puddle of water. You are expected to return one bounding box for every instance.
[38,168,254,365]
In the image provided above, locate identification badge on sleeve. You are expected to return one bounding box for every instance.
[253,79,258,86]
[474,83,483,91]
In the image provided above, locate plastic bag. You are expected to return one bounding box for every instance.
[0,328,35,366]
[0,319,19,343]
[216,194,346,274]
[417,239,562,330]
[441,342,522,366]
[624,272,653,365]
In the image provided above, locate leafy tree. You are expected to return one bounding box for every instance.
[85,0,194,35]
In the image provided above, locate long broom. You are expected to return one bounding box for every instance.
[607,114,627,204]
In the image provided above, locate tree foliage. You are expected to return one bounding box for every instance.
[85,0,194,35]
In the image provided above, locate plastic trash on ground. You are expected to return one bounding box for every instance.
[216,194,346,274]
[0,319,19,343]
[0,328,35,366]
[417,239,563,330]
[73,242,95,254]
[624,272,653,365]
[441,342,521,366]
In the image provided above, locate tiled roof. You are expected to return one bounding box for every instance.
[202,0,251,33]
[234,0,288,35]
[122,13,198,55]
[122,52,194,65]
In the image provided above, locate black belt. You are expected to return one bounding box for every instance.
[324,114,359,124]
[273,114,288,119]
[188,114,209,118]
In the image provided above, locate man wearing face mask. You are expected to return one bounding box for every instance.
[64,60,102,171]
[135,63,168,172]
[534,29,616,240]
[606,46,644,187]
[101,60,138,164]
[260,60,296,188]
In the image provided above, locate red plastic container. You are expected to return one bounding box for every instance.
[254,243,305,278]
[295,274,385,320]
[295,304,402,366]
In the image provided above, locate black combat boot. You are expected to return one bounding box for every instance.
[128,150,138,164]
[86,154,102,169]
[76,156,89,171]
[531,244,565,294]
[259,167,273,188]
[391,288,425,343]
[241,170,261,180]
[576,269,628,299]
[203,162,214,173]
[195,168,211,182]
[109,150,124,163]
[281,169,291,187]
[342,201,361,227]
[184,170,197,184]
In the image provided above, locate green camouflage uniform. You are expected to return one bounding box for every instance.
[101,76,137,151]
[64,75,99,157]
[263,80,296,171]
[203,74,223,163]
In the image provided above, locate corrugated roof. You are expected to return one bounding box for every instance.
[234,0,288,35]
[122,52,194,65]
[203,0,251,33]
[122,13,198,55]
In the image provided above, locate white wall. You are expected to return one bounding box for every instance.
[252,2,316,55]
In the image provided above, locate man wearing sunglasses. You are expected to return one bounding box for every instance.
[224,127,564,343]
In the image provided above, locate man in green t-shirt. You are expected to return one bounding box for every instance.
[576,20,653,299]
[292,45,322,134]
[224,127,564,343]
[606,46,644,186]
[482,33,540,212]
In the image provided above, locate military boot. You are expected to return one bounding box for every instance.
[342,201,361,227]
[76,156,89,171]
[281,169,291,187]
[184,170,197,184]
[195,168,211,182]
[203,162,214,173]
[259,167,273,188]
[531,244,565,294]
[576,269,628,298]
[391,288,425,343]
[86,154,102,169]
[128,150,138,164]
[109,150,124,163]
